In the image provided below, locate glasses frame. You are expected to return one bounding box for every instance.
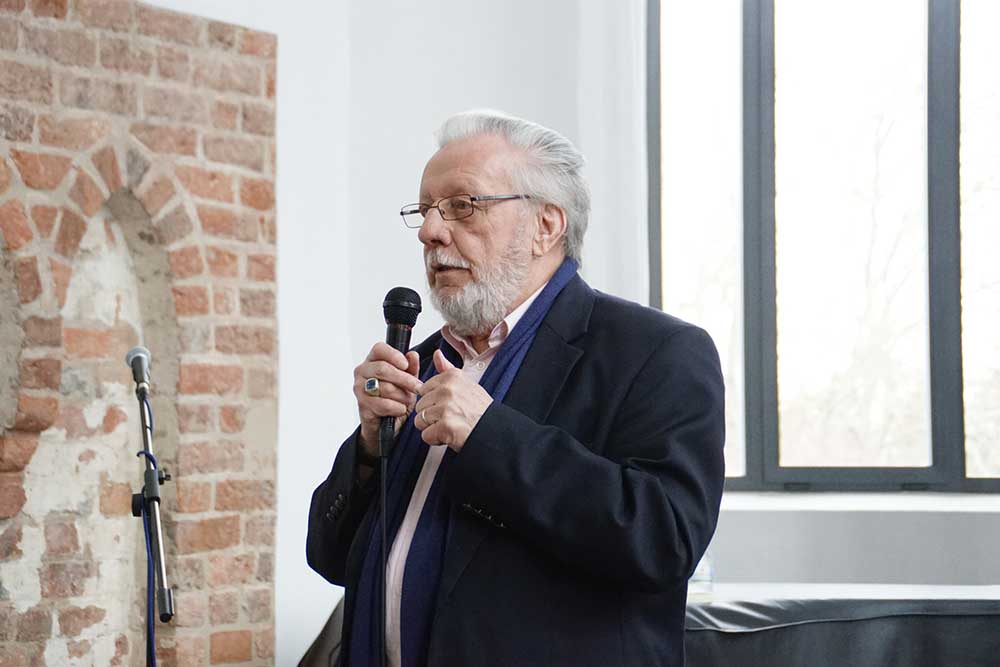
[399,194,531,228]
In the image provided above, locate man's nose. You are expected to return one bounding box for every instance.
[417,210,451,246]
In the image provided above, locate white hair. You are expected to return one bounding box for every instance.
[435,109,590,264]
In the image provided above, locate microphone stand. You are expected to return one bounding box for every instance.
[130,377,174,665]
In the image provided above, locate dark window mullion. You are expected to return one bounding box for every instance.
[927,0,965,485]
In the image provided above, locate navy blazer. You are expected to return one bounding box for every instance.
[307,274,725,667]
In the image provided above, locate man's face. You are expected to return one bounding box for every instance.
[417,135,535,333]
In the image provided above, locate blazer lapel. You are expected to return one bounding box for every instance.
[437,274,595,604]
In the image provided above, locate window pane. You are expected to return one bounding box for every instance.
[960,0,1000,478]
[774,0,931,467]
[661,0,745,476]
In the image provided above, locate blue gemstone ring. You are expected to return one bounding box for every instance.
[364,377,380,397]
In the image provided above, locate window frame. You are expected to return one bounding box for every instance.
[649,0,998,492]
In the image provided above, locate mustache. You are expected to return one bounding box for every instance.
[425,249,472,271]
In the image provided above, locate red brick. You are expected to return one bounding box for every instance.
[209,591,238,625]
[101,406,126,433]
[15,605,52,641]
[64,328,112,359]
[137,176,175,216]
[210,630,251,663]
[69,169,104,217]
[44,521,78,557]
[60,74,137,116]
[0,472,26,518]
[246,253,275,281]
[206,21,236,49]
[143,86,209,125]
[174,636,208,664]
[175,515,240,554]
[24,26,95,66]
[243,588,271,623]
[200,206,257,242]
[194,57,260,96]
[211,101,238,130]
[213,286,234,314]
[157,45,189,81]
[0,520,22,559]
[239,30,276,58]
[265,61,275,99]
[173,479,210,513]
[15,394,58,431]
[0,157,9,195]
[172,591,206,627]
[175,165,233,203]
[11,150,72,191]
[207,551,254,586]
[29,0,66,18]
[245,515,274,546]
[216,325,274,355]
[92,145,122,192]
[255,628,274,660]
[14,256,41,303]
[153,204,193,245]
[179,364,243,395]
[40,561,95,598]
[0,199,32,250]
[172,285,208,316]
[168,245,204,279]
[19,358,60,390]
[67,639,90,658]
[204,135,264,171]
[261,213,276,244]
[173,557,206,590]
[31,206,57,238]
[23,316,61,346]
[0,103,34,142]
[0,432,39,472]
[49,257,70,308]
[57,605,104,637]
[37,115,108,150]
[130,122,197,156]
[76,0,132,32]
[241,103,274,137]
[248,368,275,399]
[215,479,273,511]
[99,480,131,516]
[206,246,238,277]
[177,403,213,432]
[55,208,87,258]
[256,551,273,583]
[177,441,244,475]
[0,0,23,14]
[179,321,211,353]
[0,59,53,104]
[219,405,245,433]
[99,36,153,75]
[239,177,274,210]
[136,5,202,46]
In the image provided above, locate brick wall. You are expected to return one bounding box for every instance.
[0,1,278,665]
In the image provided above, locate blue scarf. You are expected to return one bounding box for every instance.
[348,258,578,667]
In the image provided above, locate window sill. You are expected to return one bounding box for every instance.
[721,491,1000,513]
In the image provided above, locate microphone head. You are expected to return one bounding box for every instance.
[383,287,421,327]
[125,346,151,383]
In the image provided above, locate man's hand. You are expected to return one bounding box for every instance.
[354,343,422,459]
[414,350,493,453]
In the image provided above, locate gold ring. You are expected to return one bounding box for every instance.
[364,377,380,397]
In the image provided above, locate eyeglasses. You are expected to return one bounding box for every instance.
[399,194,531,228]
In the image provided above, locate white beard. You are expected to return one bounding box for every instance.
[426,227,532,338]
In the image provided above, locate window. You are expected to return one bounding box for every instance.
[651,0,999,491]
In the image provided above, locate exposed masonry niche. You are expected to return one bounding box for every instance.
[0,2,278,665]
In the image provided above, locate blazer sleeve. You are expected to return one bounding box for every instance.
[443,325,726,593]
[306,427,378,585]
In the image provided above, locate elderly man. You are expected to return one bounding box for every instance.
[307,110,725,667]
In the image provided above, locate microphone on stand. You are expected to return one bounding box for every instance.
[377,287,421,667]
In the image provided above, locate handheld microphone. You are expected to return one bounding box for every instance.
[379,287,421,456]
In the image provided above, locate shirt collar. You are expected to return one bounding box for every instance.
[441,281,549,362]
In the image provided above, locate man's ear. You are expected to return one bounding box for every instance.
[532,203,568,257]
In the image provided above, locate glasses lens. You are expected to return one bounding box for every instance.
[400,204,423,228]
[440,195,475,220]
